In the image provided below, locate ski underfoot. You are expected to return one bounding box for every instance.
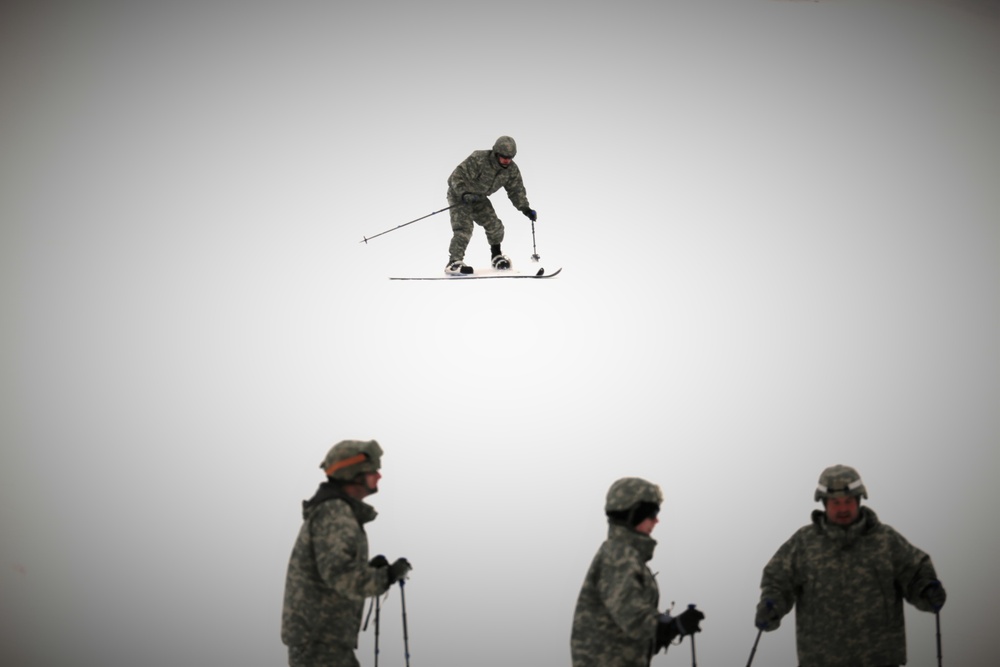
[389,267,562,281]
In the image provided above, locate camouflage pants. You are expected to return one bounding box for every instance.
[287,642,359,667]
[448,198,505,262]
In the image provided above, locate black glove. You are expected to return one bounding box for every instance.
[923,580,946,611]
[462,192,481,205]
[655,614,678,652]
[368,554,389,569]
[519,206,537,222]
[655,607,704,652]
[755,598,781,632]
[676,606,704,635]
[387,557,412,584]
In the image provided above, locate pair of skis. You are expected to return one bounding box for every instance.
[389,267,562,281]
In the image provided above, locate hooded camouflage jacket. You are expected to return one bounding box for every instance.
[281,483,391,649]
[760,506,940,667]
[447,149,530,211]
[571,522,660,667]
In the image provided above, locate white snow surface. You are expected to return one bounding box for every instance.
[1,1,998,666]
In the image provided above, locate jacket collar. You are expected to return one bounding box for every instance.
[302,480,378,525]
[607,520,658,562]
[812,505,879,548]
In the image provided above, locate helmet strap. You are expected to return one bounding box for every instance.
[324,452,368,477]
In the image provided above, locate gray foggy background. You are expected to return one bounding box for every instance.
[1,0,997,665]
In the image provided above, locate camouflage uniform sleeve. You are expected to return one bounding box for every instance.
[759,529,803,618]
[311,502,390,600]
[448,153,480,198]
[886,525,940,612]
[503,163,530,211]
[596,542,658,640]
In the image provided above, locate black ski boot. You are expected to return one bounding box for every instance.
[445,259,473,275]
[490,244,512,270]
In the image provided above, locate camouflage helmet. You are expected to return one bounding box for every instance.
[493,135,517,159]
[320,439,383,481]
[605,477,664,513]
[814,464,868,502]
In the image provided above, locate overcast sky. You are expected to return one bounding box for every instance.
[1,1,998,665]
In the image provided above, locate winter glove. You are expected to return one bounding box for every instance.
[387,557,412,584]
[519,206,537,222]
[368,554,389,569]
[755,598,781,632]
[923,580,947,611]
[676,606,704,635]
[461,192,481,205]
[655,614,679,652]
[654,607,704,652]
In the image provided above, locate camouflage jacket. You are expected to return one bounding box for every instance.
[571,522,660,667]
[760,506,940,667]
[447,149,530,211]
[281,483,391,649]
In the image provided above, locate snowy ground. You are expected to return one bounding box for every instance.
[1,1,998,666]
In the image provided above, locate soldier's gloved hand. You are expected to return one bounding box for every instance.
[655,613,679,652]
[368,554,389,569]
[676,606,704,635]
[923,580,946,611]
[387,557,412,584]
[755,598,781,632]
[461,192,481,204]
[519,206,537,222]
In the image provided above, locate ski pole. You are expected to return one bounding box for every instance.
[374,594,381,667]
[747,599,772,667]
[360,205,457,244]
[746,628,763,667]
[935,610,942,667]
[688,604,697,667]
[399,580,411,667]
[530,220,540,261]
[362,595,382,666]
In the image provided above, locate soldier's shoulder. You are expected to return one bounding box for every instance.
[598,534,645,563]
[454,150,484,167]
[780,523,820,549]
[309,496,354,523]
[868,519,910,544]
[791,521,818,538]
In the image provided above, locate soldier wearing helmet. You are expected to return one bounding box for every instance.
[754,465,947,667]
[444,135,538,275]
[281,440,411,667]
[571,478,705,667]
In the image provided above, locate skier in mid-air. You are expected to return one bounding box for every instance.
[444,135,537,275]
